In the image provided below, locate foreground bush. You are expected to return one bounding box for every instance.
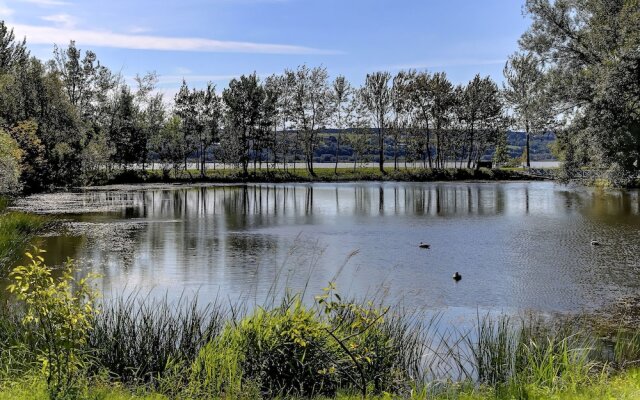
[3,250,640,399]
[7,248,98,399]
[191,295,340,398]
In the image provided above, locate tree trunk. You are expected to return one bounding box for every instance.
[525,122,531,168]
[426,130,432,169]
[466,128,475,169]
[334,133,340,175]
[378,127,385,174]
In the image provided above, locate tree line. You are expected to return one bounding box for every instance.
[0,21,524,193]
[2,0,640,193]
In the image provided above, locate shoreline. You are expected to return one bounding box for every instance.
[98,167,550,187]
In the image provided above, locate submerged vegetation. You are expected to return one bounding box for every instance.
[1,250,640,399]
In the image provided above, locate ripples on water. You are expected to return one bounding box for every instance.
[12,182,640,322]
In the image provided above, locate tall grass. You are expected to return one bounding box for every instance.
[0,212,47,269]
[1,246,639,399]
[88,293,228,388]
[0,197,9,213]
[2,291,638,399]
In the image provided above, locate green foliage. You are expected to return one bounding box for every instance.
[0,211,46,268]
[8,120,47,192]
[7,248,99,398]
[492,132,510,166]
[318,282,409,396]
[0,129,22,194]
[189,284,426,399]
[191,294,340,398]
[88,295,225,389]
[521,0,640,181]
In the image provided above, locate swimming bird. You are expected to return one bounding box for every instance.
[591,240,600,246]
[419,242,431,249]
[453,272,462,281]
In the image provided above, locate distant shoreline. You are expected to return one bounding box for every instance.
[99,166,551,187]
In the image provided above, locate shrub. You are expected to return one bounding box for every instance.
[7,248,99,399]
[191,294,341,398]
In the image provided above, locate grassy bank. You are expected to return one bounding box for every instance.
[1,251,639,399]
[1,369,640,399]
[105,167,544,186]
[0,197,47,270]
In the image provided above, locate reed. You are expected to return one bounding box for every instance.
[0,211,47,269]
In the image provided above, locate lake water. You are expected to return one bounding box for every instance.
[13,181,640,321]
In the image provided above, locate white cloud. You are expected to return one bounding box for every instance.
[0,2,14,17]
[40,13,76,28]
[10,24,339,55]
[174,67,192,75]
[15,0,70,6]
[128,26,152,34]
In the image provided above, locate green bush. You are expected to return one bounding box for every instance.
[7,248,99,399]
[190,294,341,398]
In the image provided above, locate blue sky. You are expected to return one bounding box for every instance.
[0,0,530,98]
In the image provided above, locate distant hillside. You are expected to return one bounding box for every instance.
[505,131,557,161]
[312,130,557,163]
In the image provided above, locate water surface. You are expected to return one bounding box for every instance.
[15,181,640,319]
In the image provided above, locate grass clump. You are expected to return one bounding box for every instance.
[190,294,339,398]
[0,207,47,269]
[88,293,227,390]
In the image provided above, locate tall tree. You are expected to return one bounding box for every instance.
[459,75,504,168]
[428,72,455,168]
[222,73,264,176]
[521,0,640,182]
[360,71,392,173]
[330,75,352,174]
[109,86,143,166]
[391,71,413,170]
[503,52,552,168]
[290,65,330,176]
[408,71,434,168]
[0,22,28,75]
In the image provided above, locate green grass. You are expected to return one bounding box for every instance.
[1,369,639,399]
[107,166,535,185]
[0,211,47,270]
[0,197,9,213]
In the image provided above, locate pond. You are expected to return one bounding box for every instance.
[12,181,640,321]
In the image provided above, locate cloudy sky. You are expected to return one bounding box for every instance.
[0,0,530,97]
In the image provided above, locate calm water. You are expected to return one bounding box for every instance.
[13,181,640,318]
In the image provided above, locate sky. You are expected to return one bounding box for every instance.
[0,0,531,99]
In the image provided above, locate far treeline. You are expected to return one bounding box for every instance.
[1,0,639,193]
